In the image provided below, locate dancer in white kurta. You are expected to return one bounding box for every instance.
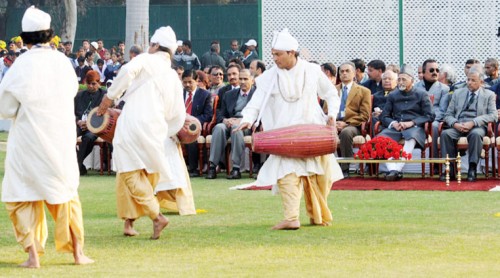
[237,28,343,230]
[0,6,93,268]
[97,26,185,239]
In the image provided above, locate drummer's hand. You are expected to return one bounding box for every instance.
[78,120,87,131]
[97,96,113,116]
[234,122,252,132]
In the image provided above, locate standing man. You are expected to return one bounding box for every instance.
[335,62,371,178]
[179,40,201,71]
[484,58,499,87]
[237,28,342,230]
[200,41,226,71]
[242,39,258,69]
[440,67,497,182]
[361,59,385,94]
[97,26,185,239]
[223,39,244,66]
[376,66,434,181]
[0,6,93,268]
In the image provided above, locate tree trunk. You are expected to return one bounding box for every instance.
[125,0,149,61]
[61,0,77,51]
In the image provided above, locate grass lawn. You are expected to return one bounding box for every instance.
[0,132,7,142]
[0,150,499,277]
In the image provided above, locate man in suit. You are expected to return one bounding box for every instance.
[454,59,481,90]
[372,70,398,135]
[361,59,385,94]
[215,64,241,111]
[377,65,434,181]
[336,62,371,177]
[440,66,497,182]
[206,69,255,179]
[414,60,450,169]
[182,70,213,177]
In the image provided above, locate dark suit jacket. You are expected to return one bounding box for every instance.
[217,86,255,123]
[360,79,383,95]
[184,87,213,124]
[216,84,238,111]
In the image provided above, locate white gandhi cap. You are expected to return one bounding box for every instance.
[22,6,51,32]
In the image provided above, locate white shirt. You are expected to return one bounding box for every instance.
[241,58,343,189]
[0,46,80,204]
[107,51,185,181]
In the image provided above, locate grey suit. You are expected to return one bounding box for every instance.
[414,80,450,159]
[441,87,497,164]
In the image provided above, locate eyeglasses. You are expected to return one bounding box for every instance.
[212,73,223,76]
[428,68,440,73]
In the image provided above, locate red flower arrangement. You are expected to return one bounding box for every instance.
[354,136,412,160]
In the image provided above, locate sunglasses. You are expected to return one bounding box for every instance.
[212,73,223,76]
[428,68,440,73]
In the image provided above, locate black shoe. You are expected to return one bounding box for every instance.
[227,168,241,179]
[342,170,349,178]
[79,164,87,176]
[385,170,403,181]
[189,170,200,178]
[467,169,477,182]
[253,163,261,175]
[439,173,456,182]
[206,167,217,179]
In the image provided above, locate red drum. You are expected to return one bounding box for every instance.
[252,124,338,158]
[177,114,201,144]
[87,107,121,143]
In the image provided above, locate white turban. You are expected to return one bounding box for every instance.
[22,6,51,32]
[150,26,177,52]
[271,28,299,51]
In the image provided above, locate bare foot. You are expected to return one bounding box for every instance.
[124,219,139,236]
[71,228,94,265]
[19,245,40,268]
[151,214,169,240]
[309,218,331,226]
[19,259,40,269]
[74,254,95,265]
[271,220,300,230]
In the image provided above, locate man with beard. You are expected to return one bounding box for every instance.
[376,66,434,181]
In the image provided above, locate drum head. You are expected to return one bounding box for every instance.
[87,107,110,134]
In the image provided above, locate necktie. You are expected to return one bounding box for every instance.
[338,85,348,119]
[242,93,247,97]
[465,93,475,110]
[186,92,193,114]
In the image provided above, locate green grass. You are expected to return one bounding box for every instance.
[0,151,499,277]
[0,132,7,142]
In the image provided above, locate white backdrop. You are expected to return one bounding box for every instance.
[261,0,500,81]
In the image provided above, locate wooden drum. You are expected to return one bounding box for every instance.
[252,124,338,158]
[177,114,202,144]
[87,107,121,143]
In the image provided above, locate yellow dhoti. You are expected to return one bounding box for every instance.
[5,196,85,255]
[277,155,333,225]
[116,169,160,220]
[156,144,196,216]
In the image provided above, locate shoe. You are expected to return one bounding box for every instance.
[342,170,349,178]
[385,170,403,181]
[189,170,200,178]
[205,167,217,179]
[439,173,456,182]
[467,169,477,182]
[79,164,87,176]
[227,168,241,179]
[253,163,261,175]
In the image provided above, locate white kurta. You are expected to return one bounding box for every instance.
[106,52,185,181]
[241,58,343,188]
[155,137,188,192]
[0,46,80,204]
